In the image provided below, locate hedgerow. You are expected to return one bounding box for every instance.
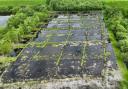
[48,0,103,11]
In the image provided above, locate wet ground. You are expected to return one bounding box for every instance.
[2,12,117,83]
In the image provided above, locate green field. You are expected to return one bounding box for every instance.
[104,0,128,10]
[0,0,46,6]
[0,0,127,9]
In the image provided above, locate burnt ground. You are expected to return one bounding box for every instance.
[2,12,117,83]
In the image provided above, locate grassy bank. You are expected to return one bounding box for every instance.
[109,30,128,89]
[103,1,128,88]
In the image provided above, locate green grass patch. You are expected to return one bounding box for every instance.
[0,0,46,7]
[104,1,128,10]
[102,0,128,2]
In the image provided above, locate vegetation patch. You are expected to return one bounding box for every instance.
[0,5,50,56]
[47,0,103,11]
[104,6,128,89]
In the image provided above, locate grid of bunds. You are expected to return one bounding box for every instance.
[2,11,117,83]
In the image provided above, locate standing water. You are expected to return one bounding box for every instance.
[0,16,10,26]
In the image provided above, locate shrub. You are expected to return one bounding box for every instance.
[116,24,127,32]
[49,0,103,11]
[4,29,21,43]
[46,0,51,5]
[122,9,128,18]
[20,16,40,34]
[121,52,128,62]
[118,39,128,52]
[116,32,127,41]
[32,5,46,12]
[7,13,27,28]
[34,12,49,21]
[0,27,7,39]
[0,39,12,55]
[11,6,20,14]
[0,6,12,15]
[0,5,50,55]
[18,6,34,16]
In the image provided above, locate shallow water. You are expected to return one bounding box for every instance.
[0,16,10,26]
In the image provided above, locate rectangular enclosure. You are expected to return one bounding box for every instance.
[2,12,117,83]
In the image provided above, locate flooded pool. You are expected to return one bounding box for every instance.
[0,16,10,26]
